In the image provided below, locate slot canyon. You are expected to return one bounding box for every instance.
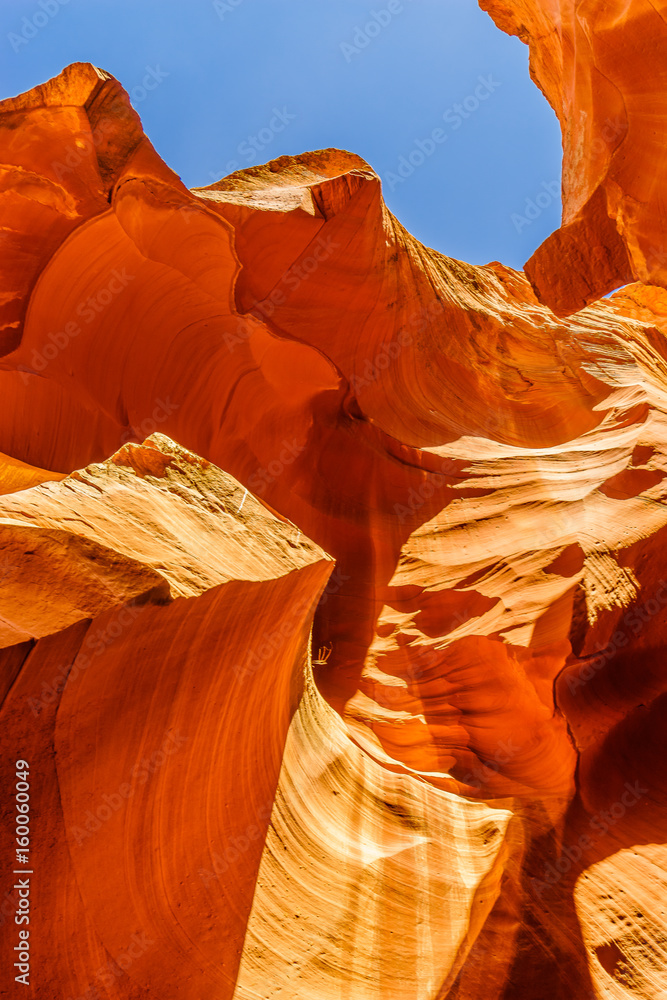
[1,2,667,996]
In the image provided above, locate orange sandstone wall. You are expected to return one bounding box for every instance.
[0,55,666,998]
[480,0,667,315]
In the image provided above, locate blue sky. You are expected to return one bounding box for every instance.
[0,0,562,269]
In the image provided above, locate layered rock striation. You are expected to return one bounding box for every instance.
[481,0,667,315]
[0,33,667,1000]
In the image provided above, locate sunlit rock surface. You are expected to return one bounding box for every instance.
[0,54,666,999]
[481,0,667,315]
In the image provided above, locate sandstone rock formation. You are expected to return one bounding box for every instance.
[1,33,667,1000]
[481,0,667,315]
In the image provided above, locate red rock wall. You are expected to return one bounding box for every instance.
[481,0,667,315]
[0,52,666,998]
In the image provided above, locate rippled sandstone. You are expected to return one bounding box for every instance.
[0,40,666,1000]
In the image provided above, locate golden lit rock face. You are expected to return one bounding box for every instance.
[1,58,667,998]
[481,0,667,315]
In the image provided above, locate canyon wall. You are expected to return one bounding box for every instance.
[481,0,667,315]
[0,23,666,998]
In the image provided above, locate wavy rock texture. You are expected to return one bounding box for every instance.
[0,55,666,999]
[481,0,667,315]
